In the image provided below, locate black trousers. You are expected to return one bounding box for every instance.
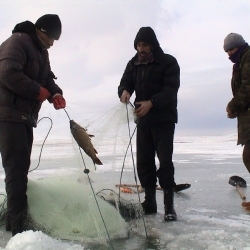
[0,122,33,228]
[136,122,175,189]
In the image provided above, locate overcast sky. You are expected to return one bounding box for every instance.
[1,0,250,138]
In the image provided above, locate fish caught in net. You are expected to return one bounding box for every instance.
[96,189,143,222]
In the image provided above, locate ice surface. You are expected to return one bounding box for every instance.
[1,130,250,249]
[2,230,84,250]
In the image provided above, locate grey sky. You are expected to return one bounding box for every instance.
[0,0,249,137]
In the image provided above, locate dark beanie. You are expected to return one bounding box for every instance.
[35,14,61,40]
[134,27,160,51]
[223,33,246,52]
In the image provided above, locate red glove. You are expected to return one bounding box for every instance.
[37,87,51,102]
[52,94,66,110]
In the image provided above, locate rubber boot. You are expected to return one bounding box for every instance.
[141,187,157,214]
[163,188,177,221]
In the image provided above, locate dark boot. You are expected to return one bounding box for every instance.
[163,188,177,221]
[5,214,11,232]
[12,226,23,237]
[141,187,157,214]
[11,206,29,237]
[11,215,25,237]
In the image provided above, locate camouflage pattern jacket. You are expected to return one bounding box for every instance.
[227,47,250,116]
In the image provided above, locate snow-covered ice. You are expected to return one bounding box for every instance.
[1,132,250,250]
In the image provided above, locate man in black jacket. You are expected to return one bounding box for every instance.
[118,27,180,221]
[0,14,66,236]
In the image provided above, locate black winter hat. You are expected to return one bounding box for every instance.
[35,14,61,40]
[134,27,160,51]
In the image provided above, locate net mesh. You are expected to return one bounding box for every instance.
[96,189,143,222]
[26,177,128,243]
[0,194,7,226]
[80,104,137,172]
[0,104,146,243]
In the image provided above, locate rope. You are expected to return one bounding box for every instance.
[63,108,115,250]
[118,103,148,238]
[0,105,144,248]
[63,108,71,120]
[29,117,53,172]
[0,108,115,249]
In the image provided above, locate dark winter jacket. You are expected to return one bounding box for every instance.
[0,21,63,127]
[227,46,250,115]
[118,27,180,128]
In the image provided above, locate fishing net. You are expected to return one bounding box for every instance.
[30,103,137,172]
[96,189,143,222]
[0,194,7,225]
[79,103,137,172]
[0,103,147,243]
[26,176,128,243]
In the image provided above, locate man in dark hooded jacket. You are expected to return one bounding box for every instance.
[0,14,66,236]
[118,27,180,221]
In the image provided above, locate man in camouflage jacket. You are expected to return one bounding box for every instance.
[224,33,250,173]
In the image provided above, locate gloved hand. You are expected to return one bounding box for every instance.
[37,87,51,102]
[52,94,66,110]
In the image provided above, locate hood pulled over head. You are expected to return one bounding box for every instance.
[134,27,160,51]
[12,21,36,35]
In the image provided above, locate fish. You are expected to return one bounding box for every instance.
[69,120,103,165]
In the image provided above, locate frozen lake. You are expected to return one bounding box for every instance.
[0,133,250,250]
